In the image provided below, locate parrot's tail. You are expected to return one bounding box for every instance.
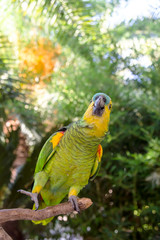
[32,201,54,225]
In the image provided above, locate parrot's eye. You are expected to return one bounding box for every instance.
[108,104,112,110]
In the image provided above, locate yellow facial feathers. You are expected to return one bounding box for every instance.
[83,101,112,138]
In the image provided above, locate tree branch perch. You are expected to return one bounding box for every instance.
[0,198,92,224]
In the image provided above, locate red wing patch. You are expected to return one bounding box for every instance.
[50,131,64,149]
[97,144,103,162]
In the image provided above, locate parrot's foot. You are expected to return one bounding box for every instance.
[69,195,80,213]
[17,189,39,210]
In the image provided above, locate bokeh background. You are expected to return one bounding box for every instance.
[0,0,160,239]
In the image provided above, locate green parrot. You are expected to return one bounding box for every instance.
[18,92,112,225]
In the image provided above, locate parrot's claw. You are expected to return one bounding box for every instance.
[17,189,39,210]
[69,195,80,213]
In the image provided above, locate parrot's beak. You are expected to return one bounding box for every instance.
[93,95,106,116]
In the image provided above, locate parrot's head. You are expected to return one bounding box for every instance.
[83,93,112,137]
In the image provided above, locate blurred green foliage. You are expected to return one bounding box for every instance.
[0,0,160,239]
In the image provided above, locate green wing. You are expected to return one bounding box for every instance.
[90,144,103,181]
[34,133,57,174]
[34,128,67,174]
[90,158,101,181]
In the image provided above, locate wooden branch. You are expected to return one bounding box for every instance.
[0,226,12,240]
[0,198,92,224]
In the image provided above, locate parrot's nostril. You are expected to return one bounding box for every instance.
[103,97,106,103]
